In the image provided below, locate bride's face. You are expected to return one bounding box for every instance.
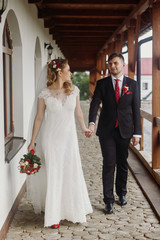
[61,63,72,81]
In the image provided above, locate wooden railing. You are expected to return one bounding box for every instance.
[139,109,152,151]
[130,108,160,186]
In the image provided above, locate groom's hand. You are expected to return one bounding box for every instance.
[85,124,95,137]
[131,137,140,146]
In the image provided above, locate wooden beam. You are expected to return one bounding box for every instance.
[43,3,138,10]
[42,0,139,4]
[38,9,129,18]
[100,0,151,52]
[152,1,160,169]
[140,109,152,122]
[52,25,117,32]
[44,18,121,28]
[47,15,125,20]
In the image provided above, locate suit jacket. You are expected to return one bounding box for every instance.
[89,76,142,139]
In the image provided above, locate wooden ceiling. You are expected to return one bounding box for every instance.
[28,0,152,72]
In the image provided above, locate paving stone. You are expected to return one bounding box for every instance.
[73,231,90,237]
[61,233,73,238]
[133,237,147,240]
[152,223,160,228]
[145,218,159,223]
[82,237,98,240]
[42,228,59,235]
[43,235,61,240]
[115,238,133,240]
[145,232,160,239]
[99,233,115,239]
[60,238,73,240]
[72,237,82,240]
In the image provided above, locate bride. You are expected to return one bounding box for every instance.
[27,58,93,228]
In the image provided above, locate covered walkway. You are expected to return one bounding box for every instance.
[5,102,160,240]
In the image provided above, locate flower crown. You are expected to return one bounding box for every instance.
[48,60,61,72]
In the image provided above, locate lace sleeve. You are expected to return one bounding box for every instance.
[38,88,50,100]
[73,85,80,96]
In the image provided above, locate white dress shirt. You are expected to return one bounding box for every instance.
[111,74,124,96]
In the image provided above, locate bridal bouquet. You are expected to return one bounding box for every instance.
[19,150,41,175]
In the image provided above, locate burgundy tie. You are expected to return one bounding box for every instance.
[115,79,120,103]
[115,79,120,127]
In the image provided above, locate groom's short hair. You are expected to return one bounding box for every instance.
[108,53,124,62]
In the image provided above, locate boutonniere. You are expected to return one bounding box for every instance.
[122,85,132,96]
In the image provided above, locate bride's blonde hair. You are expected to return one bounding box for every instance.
[47,58,73,95]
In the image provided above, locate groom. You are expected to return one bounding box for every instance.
[87,53,141,214]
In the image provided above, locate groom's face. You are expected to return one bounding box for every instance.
[108,57,125,77]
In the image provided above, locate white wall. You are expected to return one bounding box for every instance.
[0,0,64,230]
[141,75,152,100]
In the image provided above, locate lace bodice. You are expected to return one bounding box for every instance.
[38,85,79,106]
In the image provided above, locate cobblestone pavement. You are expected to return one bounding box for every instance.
[6,102,160,240]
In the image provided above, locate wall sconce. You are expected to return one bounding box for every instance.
[44,42,53,59]
[0,0,8,22]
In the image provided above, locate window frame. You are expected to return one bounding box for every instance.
[3,20,14,143]
[142,82,148,90]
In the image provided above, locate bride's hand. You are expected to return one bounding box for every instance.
[83,128,93,138]
[28,142,36,153]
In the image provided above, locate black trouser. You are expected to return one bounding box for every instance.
[99,127,130,204]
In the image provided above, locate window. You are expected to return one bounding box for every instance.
[142,82,148,90]
[3,20,13,143]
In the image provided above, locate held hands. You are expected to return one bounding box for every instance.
[85,124,95,138]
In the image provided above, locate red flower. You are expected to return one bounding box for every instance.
[122,85,130,96]
[26,159,31,163]
[56,64,60,69]
[30,164,34,168]
[30,149,34,155]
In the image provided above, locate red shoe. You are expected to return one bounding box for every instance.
[51,224,60,229]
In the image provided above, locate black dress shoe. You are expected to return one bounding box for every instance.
[118,196,127,206]
[104,203,113,214]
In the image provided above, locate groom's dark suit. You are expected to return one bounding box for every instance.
[89,75,141,204]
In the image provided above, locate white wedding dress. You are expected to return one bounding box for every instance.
[27,85,92,227]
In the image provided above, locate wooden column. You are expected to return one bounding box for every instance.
[127,20,136,79]
[96,54,102,80]
[115,34,121,53]
[120,32,125,53]
[108,42,114,57]
[89,69,97,98]
[102,49,107,77]
[152,2,160,169]
[107,42,115,76]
